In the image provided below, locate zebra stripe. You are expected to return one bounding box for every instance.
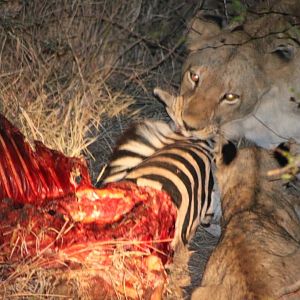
[100,120,218,248]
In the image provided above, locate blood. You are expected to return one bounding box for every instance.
[0,115,177,299]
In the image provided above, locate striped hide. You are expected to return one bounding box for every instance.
[101,120,220,249]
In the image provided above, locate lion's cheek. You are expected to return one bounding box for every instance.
[215,100,244,126]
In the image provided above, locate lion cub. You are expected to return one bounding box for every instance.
[191,144,300,300]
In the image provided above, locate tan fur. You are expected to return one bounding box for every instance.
[154,1,300,149]
[191,146,300,300]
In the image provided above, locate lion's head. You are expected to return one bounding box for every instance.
[155,1,300,147]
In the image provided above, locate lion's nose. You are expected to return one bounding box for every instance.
[183,120,197,131]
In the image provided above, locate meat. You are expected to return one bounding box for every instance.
[0,115,177,299]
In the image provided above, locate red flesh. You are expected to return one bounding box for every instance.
[0,115,177,299]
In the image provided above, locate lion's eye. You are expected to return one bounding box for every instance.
[222,93,240,103]
[189,71,199,84]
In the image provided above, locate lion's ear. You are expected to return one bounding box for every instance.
[187,14,225,51]
[271,44,295,61]
[153,87,174,108]
[220,141,237,166]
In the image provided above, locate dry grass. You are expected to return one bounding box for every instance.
[0,1,139,157]
[0,0,200,160]
[1,238,169,300]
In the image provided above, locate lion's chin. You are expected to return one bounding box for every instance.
[174,123,218,141]
[189,128,217,140]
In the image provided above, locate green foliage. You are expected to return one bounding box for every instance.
[278,149,300,181]
[230,0,247,24]
[289,87,300,101]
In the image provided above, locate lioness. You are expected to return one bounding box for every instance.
[190,143,300,300]
[155,1,300,149]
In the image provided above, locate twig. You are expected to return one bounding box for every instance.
[127,37,185,81]
[267,155,300,177]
